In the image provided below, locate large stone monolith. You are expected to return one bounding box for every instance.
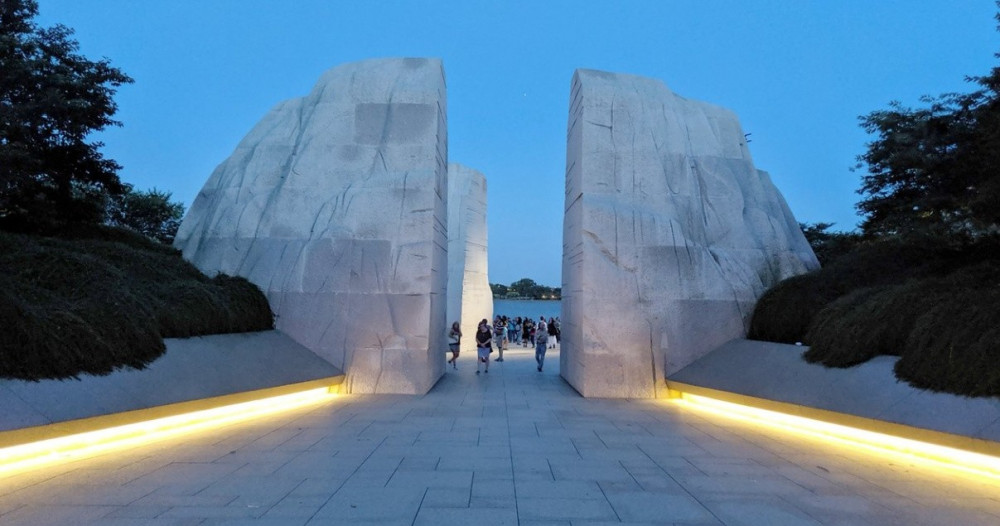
[174,58,448,395]
[445,163,492,355]
[561,69,819,398]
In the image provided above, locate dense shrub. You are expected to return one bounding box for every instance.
[751,237,1000,398]
[0,229,273,380]
[748,238,974,345]
[803,278,957,367]
[894,263,1000,397]
[747,273,841,344]
[801,287,889,367]
[57,222,182,256]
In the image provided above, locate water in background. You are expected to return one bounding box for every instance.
[492,299,561,321]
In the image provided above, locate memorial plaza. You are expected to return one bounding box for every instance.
[1,346,997,525]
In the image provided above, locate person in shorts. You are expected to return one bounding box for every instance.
[475,319,493,375]
[446,321,461,370]
[494,316,508,362]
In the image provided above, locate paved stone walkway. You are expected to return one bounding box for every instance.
[1,346,999,525]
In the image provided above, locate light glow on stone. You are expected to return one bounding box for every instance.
[0,386,338,477]
[672,391,1000,482]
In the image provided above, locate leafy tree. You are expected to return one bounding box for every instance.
[0,0,133,232]
[799,222,862,266]
[509,278,538,297]
[856,22,1000,241]
[490,283,508,297]
[107,185,185,244]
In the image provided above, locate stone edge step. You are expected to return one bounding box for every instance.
[0,375,344,450]
[662,379,1000,458]
[663,338,1000,457]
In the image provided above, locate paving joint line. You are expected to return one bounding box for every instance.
[303,435,389,524]
[501,359,521,525]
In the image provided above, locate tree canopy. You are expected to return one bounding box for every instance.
[1,0,133,232]
[856,27,1000,241]
[107,186,185,244]
[798,222,862,266]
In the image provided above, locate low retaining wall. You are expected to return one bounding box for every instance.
[666,339,1000,455]
[0,331,344,433]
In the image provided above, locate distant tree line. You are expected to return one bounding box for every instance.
[490,278,561,300]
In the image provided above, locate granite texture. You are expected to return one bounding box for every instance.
[561,69,819,398]
[445,163,492,354]
[175,58,449,394]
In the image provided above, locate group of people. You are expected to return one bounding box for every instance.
[446,315,561,374]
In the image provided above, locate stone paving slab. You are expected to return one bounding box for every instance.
[1,346,999,525]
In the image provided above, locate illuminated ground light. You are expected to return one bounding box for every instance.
[671,391,1000,482]
[0,385,339,477]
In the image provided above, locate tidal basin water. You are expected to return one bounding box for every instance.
[492,299,561,321]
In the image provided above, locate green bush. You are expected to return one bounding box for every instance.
[751,237,1000,398]
[801,287,889,367]
[747,273,840,344]
[894,263,1000,397]
[0,229,273,380]
[803,277,958,367]
[748,238,974,345]
[56,222,181,256]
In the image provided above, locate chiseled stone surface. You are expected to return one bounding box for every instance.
[562,69,819,398]
[175,58,449,395]
[445,163,492,354]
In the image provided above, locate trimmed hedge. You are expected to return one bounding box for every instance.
[749,237,1000,398]
[895,263,1000,397]
[747,272,843,344]
[749,238,978,345]
[801,286,891,367]
[803,278,957,367]
[0,228,273,380]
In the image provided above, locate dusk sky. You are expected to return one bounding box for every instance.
[35,1,998,286]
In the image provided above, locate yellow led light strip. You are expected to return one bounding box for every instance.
[0,385,338,477]
[672,391,1000,482]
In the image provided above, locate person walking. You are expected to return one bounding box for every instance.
[535,317,549,372]
[446,321,461,370]
[475,319,492,375]
[493,316,507,362]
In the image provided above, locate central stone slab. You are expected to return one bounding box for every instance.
[446,163,492,354]
[561,69,819,398]
[174,58,448,394]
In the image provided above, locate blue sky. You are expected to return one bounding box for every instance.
[36,1,998,287]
